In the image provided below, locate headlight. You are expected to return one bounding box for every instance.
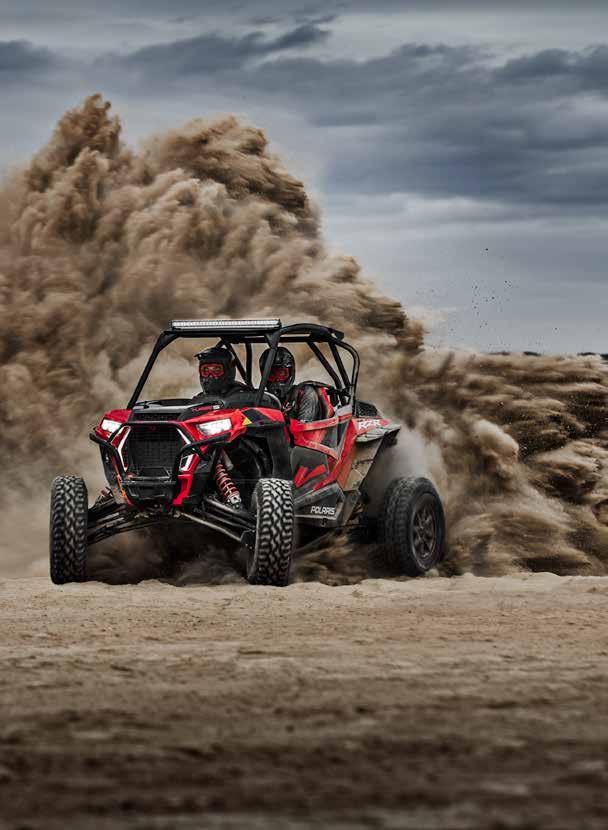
[101,418,123,434]
[197,418,232,437]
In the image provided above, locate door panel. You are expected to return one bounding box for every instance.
[289,403,353,493]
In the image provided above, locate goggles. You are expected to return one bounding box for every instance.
[268,366,291,383]
[199,362,225,379]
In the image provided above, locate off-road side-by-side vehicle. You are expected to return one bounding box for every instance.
[50,320,445,586]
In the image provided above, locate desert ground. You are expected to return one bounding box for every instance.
[1,572,607,829]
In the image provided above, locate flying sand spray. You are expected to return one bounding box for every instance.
[0,95,607,580]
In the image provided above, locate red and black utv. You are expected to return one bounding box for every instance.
[50,319,445,586]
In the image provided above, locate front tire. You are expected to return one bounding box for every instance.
[379,476,445,576]
[247,479,294,586]
[50,476,88,584]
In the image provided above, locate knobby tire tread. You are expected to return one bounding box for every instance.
[249,479,294,587]
[50,476,88,584]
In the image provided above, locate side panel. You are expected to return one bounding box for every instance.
[294,483,349,526]
[291,445,330,495]
[341,437,385,492]
[289,403,353,493]
[309,417,399,494]
[289,410,401,528]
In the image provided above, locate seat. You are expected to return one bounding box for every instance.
[290,383,334,422]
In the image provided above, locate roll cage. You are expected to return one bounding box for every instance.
[127,319,361,409]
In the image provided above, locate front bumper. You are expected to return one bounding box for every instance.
[90,429,214,507]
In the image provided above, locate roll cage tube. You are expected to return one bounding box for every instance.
[127,331,179,410]
[125,322,360,410]
[254,323,359,406]
[220,340,249,387]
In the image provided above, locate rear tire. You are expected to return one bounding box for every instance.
[50,476,88,584]
[379,476,445,576]
[247,479,294,586]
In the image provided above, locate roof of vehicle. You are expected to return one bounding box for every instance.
[127,319,357,409]
[168,319,346,343]
[171,318,282,335]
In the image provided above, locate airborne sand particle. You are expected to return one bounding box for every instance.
[0,95,607,580]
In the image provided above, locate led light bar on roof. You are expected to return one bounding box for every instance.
[171,319,281,331]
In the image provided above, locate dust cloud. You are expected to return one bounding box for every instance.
[0,95,607,579]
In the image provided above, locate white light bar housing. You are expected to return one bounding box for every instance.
[171,319,281,331]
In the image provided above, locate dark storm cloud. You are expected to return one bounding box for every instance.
[0,39,56,78]
[234,43,608,208]
[20,0,604,13]
[271,23,332,50]
[249,12,337,26]
[118,24,329,76]
[4,1,608,214]
[3,0,608,36]
[496,46,608,92]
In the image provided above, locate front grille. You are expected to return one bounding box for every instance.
[125,425,184,476]
[130,411,181,422]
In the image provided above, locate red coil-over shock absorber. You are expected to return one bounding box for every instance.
[214,453,242,509]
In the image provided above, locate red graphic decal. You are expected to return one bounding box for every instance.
[294,464,326,489]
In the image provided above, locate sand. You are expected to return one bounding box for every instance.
[1,573,607,829]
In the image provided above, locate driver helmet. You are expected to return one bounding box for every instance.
[196,345,236,396]
[259,346,295,400]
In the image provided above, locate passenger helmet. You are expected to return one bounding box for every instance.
[259,346,295,400]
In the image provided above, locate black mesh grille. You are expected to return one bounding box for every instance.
[130,411,181,422]
[355,400,379,417]
[125,425,183,476]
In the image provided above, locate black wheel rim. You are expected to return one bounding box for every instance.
[411,495,439,567]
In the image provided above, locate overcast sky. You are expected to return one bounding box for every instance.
[2,0,607,352]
